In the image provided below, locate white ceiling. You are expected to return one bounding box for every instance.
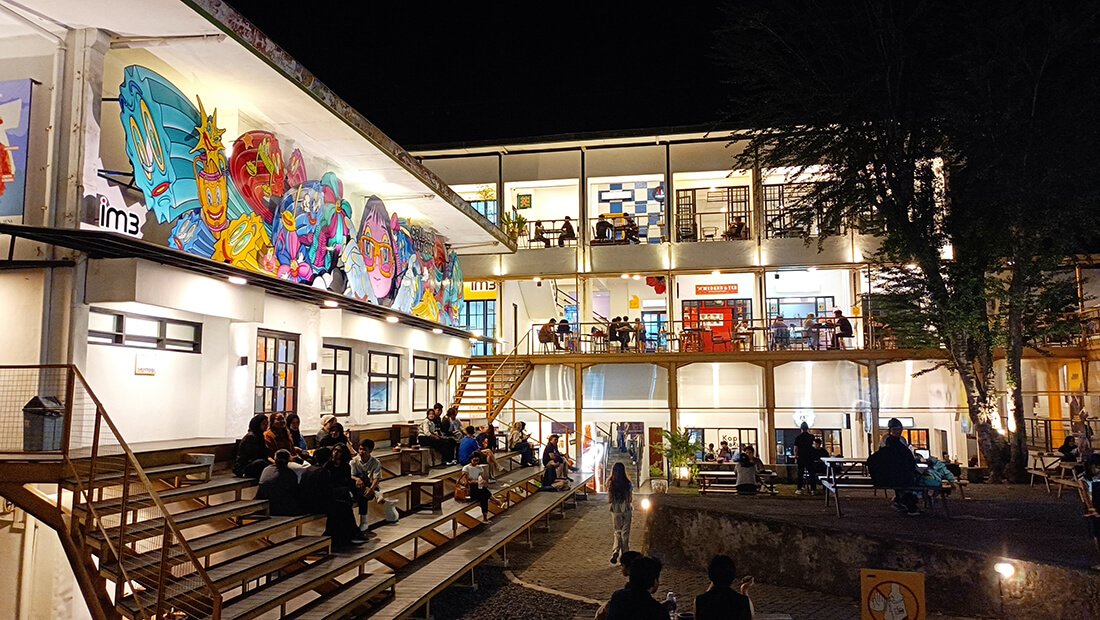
[1,0,511,252]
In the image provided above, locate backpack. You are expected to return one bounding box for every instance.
[454,472,470,501]
[540,466,559,491]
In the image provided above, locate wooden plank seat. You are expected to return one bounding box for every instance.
[820,479,955,517]
[73,476,255,517]
[101,514,323,579]
[116,536,334,617]
[283,572,397,620]
[697,470,779,495]
[86,499,269,553]
[368,474,594,620]
[61,461,213,491]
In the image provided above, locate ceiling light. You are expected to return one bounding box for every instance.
[621,274,630,279]
[432,328,443,335]
[711,270,721,276]
[632,275,641,281]
[323,300,339,308]
[227,275,247,285]
[386,316,399,324]
[806,267,818,272]
[533,277,542,283]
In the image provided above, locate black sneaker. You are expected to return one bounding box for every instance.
[611,552,619,565]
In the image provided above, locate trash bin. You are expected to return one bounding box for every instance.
[23,396,65,451]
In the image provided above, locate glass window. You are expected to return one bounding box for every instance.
[902,429,930,451]
[321,345,351,417]
[775,428,844,464]
[412,356,439,412]
[255,331,298,417]
[87,308,201,353]
[368,351,400,414]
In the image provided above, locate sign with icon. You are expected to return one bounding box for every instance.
[860,568,925,620]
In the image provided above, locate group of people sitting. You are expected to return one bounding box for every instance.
[530,216,578,248]
[722,216,749,241]
[538,318,575,351]
[596,317,647,352]
[596,552,753,620]
[702,441,774,495]
[232,412,394,546]
[867,418,960,516]
[769,309,854,351]
[594,213,641,244]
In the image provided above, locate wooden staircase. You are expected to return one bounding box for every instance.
[452,358,534,426]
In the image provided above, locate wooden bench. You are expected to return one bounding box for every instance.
[697,470,778,495]
[821,478,956,517]
[369,474,594,620]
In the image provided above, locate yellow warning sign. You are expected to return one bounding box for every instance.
[860,568,926,620]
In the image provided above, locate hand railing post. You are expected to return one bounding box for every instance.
[155,521,172,616]
[62,367,75,456]
[114,455,132,606]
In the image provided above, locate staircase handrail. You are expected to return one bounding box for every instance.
[496,398,581,461]
[483,330,533,387]
[69,366,223,619]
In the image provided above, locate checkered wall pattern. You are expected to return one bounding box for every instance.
[596,180,666,244]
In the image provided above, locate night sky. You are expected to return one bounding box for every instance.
[224,1,730,148]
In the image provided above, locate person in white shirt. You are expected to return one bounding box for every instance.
[462,453,492,522]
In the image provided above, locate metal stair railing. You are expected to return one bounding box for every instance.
[0,365,222,619]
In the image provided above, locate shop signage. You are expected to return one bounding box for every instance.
[464,280,497,301]
[695,283,738,295]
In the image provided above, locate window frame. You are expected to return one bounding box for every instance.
[254,330,299,418]
[411,356,439,413]
[87,307,202,353]
[367,351,401,415]
[320,344,352,417]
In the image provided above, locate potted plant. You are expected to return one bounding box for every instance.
[649,465,669,493]
[662,428,702,487]
[500,209,527,243]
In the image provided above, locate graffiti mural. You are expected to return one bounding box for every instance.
[0,79,33,222]
[116,65,462,325]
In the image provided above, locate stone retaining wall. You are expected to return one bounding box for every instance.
[642,496,1100,619]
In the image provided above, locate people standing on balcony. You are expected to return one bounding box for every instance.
[607,461,634,565]
[531,221,551,248]
[595,214,614,242]
[539,318,565,351]
[234,414,271,479]
[508,420,538,467]
[632,318,647,352]
[623,213,640,244]
[559,215,577,246]
[419,407,457,465]
[793,422,817,495]
[830,309,854,349]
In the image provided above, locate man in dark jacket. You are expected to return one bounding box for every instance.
[868,435,921,515]
[300,447,368,545]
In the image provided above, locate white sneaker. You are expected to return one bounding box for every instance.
[795,489,804,495]
[359,521,370,532]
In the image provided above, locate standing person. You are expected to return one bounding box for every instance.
[508,421,539,467]
[830,309,854,349]
[632,317,646,352]
[558,215,577,246]
[607,462,633,565]
[1075,411,1095,461]
[419,408,457,465]
[616,422,627,454]
[463,453,493,522]
[694,555,753,620]
[233,414,271,479]
[793,422,816,495]
[350,438,387,533]
[605,556,666,619]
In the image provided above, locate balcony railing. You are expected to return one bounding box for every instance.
[588,213,666,245]
[519,218,579,249]
[514,317,875,355]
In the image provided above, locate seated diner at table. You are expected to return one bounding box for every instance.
[558,215,577,246]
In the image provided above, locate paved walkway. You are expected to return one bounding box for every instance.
[427,494,974,619]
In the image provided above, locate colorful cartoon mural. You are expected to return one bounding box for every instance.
[116,65,462,325]
[0,79,33,222]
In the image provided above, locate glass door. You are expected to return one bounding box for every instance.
[459,299,496,356]
[255,330,299,417]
